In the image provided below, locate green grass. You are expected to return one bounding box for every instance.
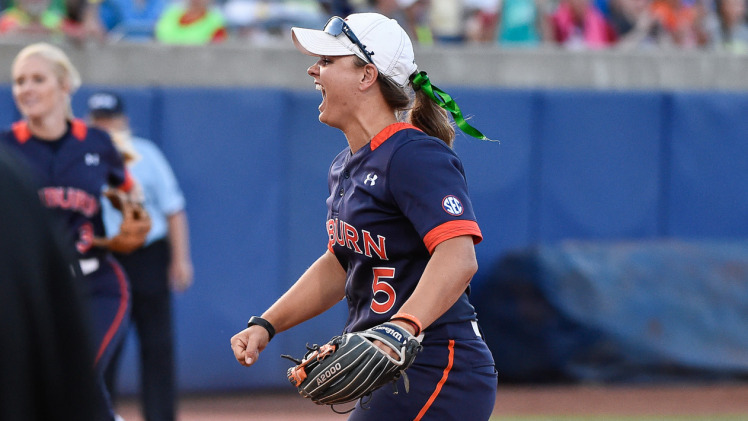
[490,416,747,421]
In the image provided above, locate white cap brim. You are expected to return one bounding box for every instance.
[291,27,361,59]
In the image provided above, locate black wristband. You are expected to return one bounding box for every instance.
[247,316,275,342]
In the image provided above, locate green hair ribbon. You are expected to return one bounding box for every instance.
[411,71,495,142]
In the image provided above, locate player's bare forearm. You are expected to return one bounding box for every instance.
[167,211,191,263]
[396,235,478,331]
[262,250,346,333]
[167,211,193,291]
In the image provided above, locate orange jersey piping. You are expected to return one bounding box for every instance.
[11,121,31,144]
[414,339,455,421]
[11,119,88,143]
[370,122,421,151]
[95,260,129,366]
[71,119,88,140]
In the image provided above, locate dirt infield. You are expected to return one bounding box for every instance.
[115,382,748,420]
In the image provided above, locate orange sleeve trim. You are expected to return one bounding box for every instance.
[370,122,421,151]
[414,339,455,421]
[71,119,88,141]
[119,169,135,193]
[11,121,30,144]
[423,220,482,254]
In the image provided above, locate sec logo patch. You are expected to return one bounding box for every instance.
[442,195,464,216]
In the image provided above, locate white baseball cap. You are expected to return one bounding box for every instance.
[291,13,418,87]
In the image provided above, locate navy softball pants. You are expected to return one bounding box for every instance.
[86,256,131,421]
[347,320,498,421]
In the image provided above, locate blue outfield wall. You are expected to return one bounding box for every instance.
[1,86,747,392]
[470,239,748,383]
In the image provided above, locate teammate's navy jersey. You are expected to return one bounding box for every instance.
[0,119,132,261]
[327,123,483,333]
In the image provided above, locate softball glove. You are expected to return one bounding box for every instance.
[93,189,151,254]
[282,322,422,410]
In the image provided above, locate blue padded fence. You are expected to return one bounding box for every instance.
[471,240,748,383]
[1,86,746,392]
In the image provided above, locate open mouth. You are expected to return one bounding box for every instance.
[315,83,325,111]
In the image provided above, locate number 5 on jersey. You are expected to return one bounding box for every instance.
[371,267,396,314]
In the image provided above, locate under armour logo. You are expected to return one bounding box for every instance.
[85,153,100,166]
[364,173,378,186]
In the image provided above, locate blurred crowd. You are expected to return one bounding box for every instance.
[0,0,746,52]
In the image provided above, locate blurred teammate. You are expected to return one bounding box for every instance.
[89,91,193,421]
[0,143,99,421]
[0,42,140,421]
[231,13,498,420]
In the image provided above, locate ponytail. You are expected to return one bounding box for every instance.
[366,57,491,145]
[409,71,492,143]
[409,89,455,147]
[373,64,455,146]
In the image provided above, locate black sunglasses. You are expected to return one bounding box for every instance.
[323,16,375,65]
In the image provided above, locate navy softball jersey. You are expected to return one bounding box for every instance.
[1,119,131,368]
[328,123,482,333]
[327,123,497,420]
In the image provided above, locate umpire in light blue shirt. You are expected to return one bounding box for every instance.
[88,91,193,421]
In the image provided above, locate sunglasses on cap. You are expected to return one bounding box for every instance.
[324,16,375,65]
